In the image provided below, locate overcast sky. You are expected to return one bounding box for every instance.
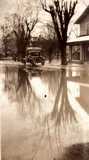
[0,0,16,16]
[0,0,88,18]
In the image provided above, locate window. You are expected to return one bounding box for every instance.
[87,23,89,35]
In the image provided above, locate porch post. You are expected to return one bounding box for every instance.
[80,45,83,63]
[69,45,72,62]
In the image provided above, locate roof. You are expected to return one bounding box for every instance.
[67,35,89,45]
[75,5,89,24]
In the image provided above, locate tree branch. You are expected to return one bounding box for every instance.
[40,0,50,13]
[13,30,18,38]
[30,18,38,32]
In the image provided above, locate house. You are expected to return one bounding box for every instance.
[67,6,89,63]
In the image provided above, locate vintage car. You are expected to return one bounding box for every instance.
[25,47,45,66]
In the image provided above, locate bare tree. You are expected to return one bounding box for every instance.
[1,23,11,57]
[12,13,38,60]
[41,0,77,65]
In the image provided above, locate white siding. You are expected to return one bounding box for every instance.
[80,14,89,36]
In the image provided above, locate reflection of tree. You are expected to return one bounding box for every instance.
[4,66,31,100]
[4,66,44,120]
[15,67,32,116]
[41,69,77,126]
[17,67,31,93]
[40,69,77,157]
[4,67,30,113]
[41,70,60,95]
[51,69,77,126]
[4,66,18,99]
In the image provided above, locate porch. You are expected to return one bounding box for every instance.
[67,36,89,63]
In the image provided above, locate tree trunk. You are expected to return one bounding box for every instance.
[17,42,26,59]
[60,44,67,65]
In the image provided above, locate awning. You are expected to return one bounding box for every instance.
[67,36,89,45]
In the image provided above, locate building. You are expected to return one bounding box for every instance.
[67,6,89,63]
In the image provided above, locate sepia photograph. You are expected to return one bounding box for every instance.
[0,0,89,160]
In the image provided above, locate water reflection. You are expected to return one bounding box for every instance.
[1,65,89,160]
[50,69,76,126]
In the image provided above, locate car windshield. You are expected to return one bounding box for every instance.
[31,52,40,56]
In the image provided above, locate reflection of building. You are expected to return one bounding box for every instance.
[68,6,89,62]
[67,81,80,98]
[67,72,89,114]
[77,85,89,113]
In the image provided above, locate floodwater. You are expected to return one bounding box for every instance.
[1,63,89,160]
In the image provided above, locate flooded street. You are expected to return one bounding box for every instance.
[1,63,89,160]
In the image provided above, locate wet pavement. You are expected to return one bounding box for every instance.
[1,62,89,160]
